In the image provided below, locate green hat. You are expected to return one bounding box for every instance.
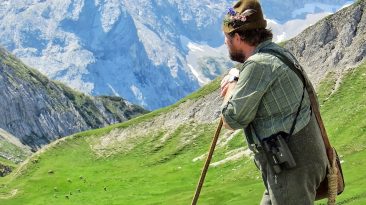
[222,0,267,33]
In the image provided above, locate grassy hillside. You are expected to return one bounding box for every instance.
[315,63,366,204]
[0,63,365,204]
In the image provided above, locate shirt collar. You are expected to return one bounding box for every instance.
[252,39,273,55]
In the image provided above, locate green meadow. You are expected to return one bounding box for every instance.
[0,63,365,204]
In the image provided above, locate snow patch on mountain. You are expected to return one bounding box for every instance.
[181,35,232,85]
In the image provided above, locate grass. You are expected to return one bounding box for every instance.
[320,64,366,154]
[316,71,337,104]
[0,123,258,205]
[0,62,365,204]
[277,40,288,47]
[315,63,366,204]
[0,158,16,169]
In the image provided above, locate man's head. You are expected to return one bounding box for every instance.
[223,0,273,62]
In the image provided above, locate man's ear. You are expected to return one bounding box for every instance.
[234,33,242,43]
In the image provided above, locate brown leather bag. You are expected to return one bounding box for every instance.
[315,147,345,200]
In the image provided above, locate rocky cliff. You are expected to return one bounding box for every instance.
[0,47,147,151]
[284,0,366,89]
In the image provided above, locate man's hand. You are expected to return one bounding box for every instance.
[220,67,239,99]
[220,68,239,131]
[221,82,237,131]
[222,81,237,103]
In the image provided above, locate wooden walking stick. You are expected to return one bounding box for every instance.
[191,118,223,205]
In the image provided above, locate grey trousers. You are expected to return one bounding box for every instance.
[253,114,328,205]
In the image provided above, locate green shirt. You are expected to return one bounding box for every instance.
[221,40,311,141]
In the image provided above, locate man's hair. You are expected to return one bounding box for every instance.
[229,28,273,46]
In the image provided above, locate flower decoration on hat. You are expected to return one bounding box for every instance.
[223,8,257,28]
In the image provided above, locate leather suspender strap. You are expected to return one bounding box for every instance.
[306,84,334,159]
[259,48,334,160]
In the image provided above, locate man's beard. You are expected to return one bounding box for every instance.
[229,50,245,63]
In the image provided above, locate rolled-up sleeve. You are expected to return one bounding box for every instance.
[221,60,273,130]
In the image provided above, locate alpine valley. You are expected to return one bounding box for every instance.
[0,1,365,205]
[0,0,354,110]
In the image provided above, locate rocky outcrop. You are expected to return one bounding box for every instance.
[0,128,31,163]
[0,47,147,150]
[285,0,366,88]
[0,164,12,177]
[92,85,223,157]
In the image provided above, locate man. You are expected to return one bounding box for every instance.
[220,0,328,204]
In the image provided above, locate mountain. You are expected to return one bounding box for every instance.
[284,0,366,91]
[0,47,147,153]
[0,0,353,110]
[0,1,365,204]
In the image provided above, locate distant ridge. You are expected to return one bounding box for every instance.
[0,47,147,154]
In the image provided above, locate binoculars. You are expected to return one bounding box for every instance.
[261,132,296,174]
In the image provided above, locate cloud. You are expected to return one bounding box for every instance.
[268,12,332,43]
[268,1,354,43]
